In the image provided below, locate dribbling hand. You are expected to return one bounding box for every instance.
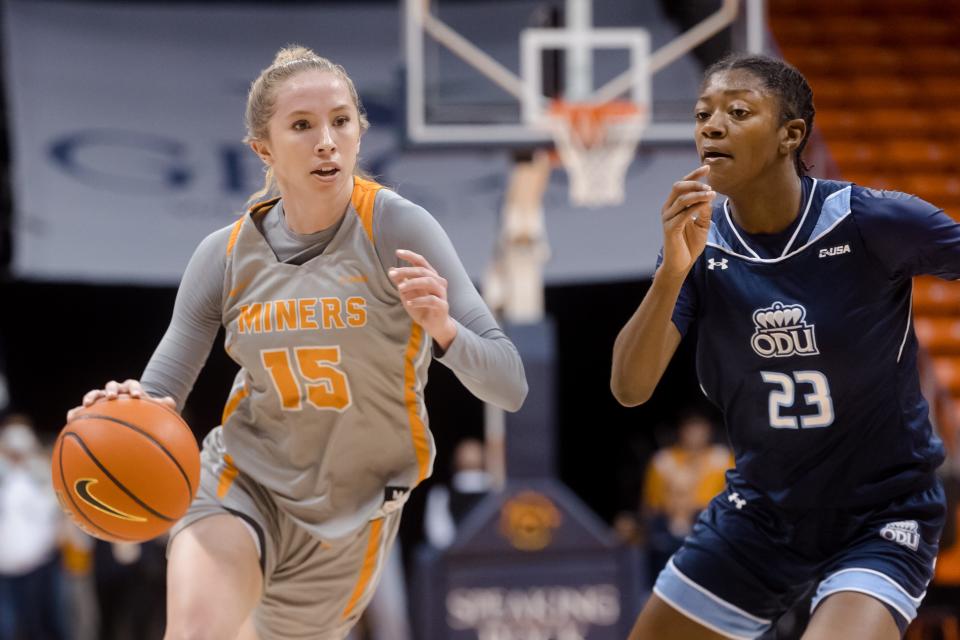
[67,379,176,422]
[388,249,457,351]
[660,165,716,278]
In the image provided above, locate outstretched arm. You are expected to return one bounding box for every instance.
[611,166,715,406]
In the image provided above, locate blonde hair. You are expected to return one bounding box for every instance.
[244,45,370,206]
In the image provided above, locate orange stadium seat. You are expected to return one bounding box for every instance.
[903,176,960,211]
[902,48,960,74]
[882,140,951,172]
[839,172,900,191]
[775,0,949,13]
[914,278,960,316]
[893,20,956,45]
[850,76,918,107]
[816,111,868,139]
[829,142,882,171]
[821,20,885,44]
[780,47,836,75]
[768,20,819,43]
[839,47,904,74]
[914,318,960,356]
[935,108,960,130]
[933,357,960,394]
[865,109,937,138]
[819,109,938,140]
[870,0,950,11]
[809,79,857,108]
[772,19,885,45]
[923,81,960,106]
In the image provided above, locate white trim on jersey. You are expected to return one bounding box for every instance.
[819,567,926,605]
[706,184,855,265]
[897,283,913,364]
[722,203,762,260]
[666,559,772,624]
[780,180,818,257]
[813,586,912,624]
[720,178,819,261]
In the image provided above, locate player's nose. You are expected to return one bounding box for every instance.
[314,126,336,154]
[700,116,725,138]
[700,118,726,139]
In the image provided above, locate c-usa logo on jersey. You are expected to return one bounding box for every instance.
[750,301,819,358]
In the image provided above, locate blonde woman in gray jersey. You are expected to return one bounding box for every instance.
[67,45,527,640]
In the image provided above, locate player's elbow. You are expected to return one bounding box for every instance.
[610,376,652,407]
[503,378,529,413]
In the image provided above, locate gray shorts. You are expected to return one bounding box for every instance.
[170,431,405,640]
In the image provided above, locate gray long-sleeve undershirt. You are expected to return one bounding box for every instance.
[141,190,527,413]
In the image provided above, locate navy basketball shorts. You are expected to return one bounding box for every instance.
[653,480,946,639]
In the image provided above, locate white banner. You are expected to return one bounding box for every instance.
[3,0,689,285]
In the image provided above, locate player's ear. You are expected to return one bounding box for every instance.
[250,139,273,166]
[780,118,806,156]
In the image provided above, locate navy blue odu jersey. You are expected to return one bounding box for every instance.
[668,177,960,510]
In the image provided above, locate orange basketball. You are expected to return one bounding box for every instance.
[52,397,200,543]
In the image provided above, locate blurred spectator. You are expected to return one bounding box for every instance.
[60,522,98,640]
[93,538,166,640]
[612,511,643,548]
[424,438,492,549]
[0,415,65,640]
[641,411,732,582]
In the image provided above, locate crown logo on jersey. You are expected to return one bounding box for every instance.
[880,520,920,551]
[750,301,819,358]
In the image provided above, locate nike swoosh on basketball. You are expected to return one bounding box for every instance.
[74,478,147,522]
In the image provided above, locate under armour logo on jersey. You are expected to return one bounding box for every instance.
[880,520,920,551]
[750,301,819,358]
[384,486,409,503]
[708,258,728,271]
[728,492,746,510]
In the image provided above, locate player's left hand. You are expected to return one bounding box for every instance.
[389,249,458,351]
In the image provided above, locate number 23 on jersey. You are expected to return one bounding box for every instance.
[760,370,834,429]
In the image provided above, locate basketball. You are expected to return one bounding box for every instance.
[51,397,200,543]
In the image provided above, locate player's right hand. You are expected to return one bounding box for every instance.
[659,165,716,278]
[66,379,176,422]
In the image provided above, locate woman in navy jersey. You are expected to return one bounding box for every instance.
[613,53,960,639]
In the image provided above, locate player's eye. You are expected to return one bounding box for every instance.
[730,108,749,118]
[334,115,350,127]
[695,111,710,121]
[292,120,310,131]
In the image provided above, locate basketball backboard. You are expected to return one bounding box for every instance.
[404,0,745,148]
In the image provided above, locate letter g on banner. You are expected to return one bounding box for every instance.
[49,129,191,194]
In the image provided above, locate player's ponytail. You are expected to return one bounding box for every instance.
[703,53,815,177]
[243,44,371,208]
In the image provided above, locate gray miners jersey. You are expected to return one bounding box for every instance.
[141,178,526,540]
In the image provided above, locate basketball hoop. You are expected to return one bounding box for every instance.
[546,100,648,207]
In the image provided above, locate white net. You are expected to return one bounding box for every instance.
[546,102,647,207]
